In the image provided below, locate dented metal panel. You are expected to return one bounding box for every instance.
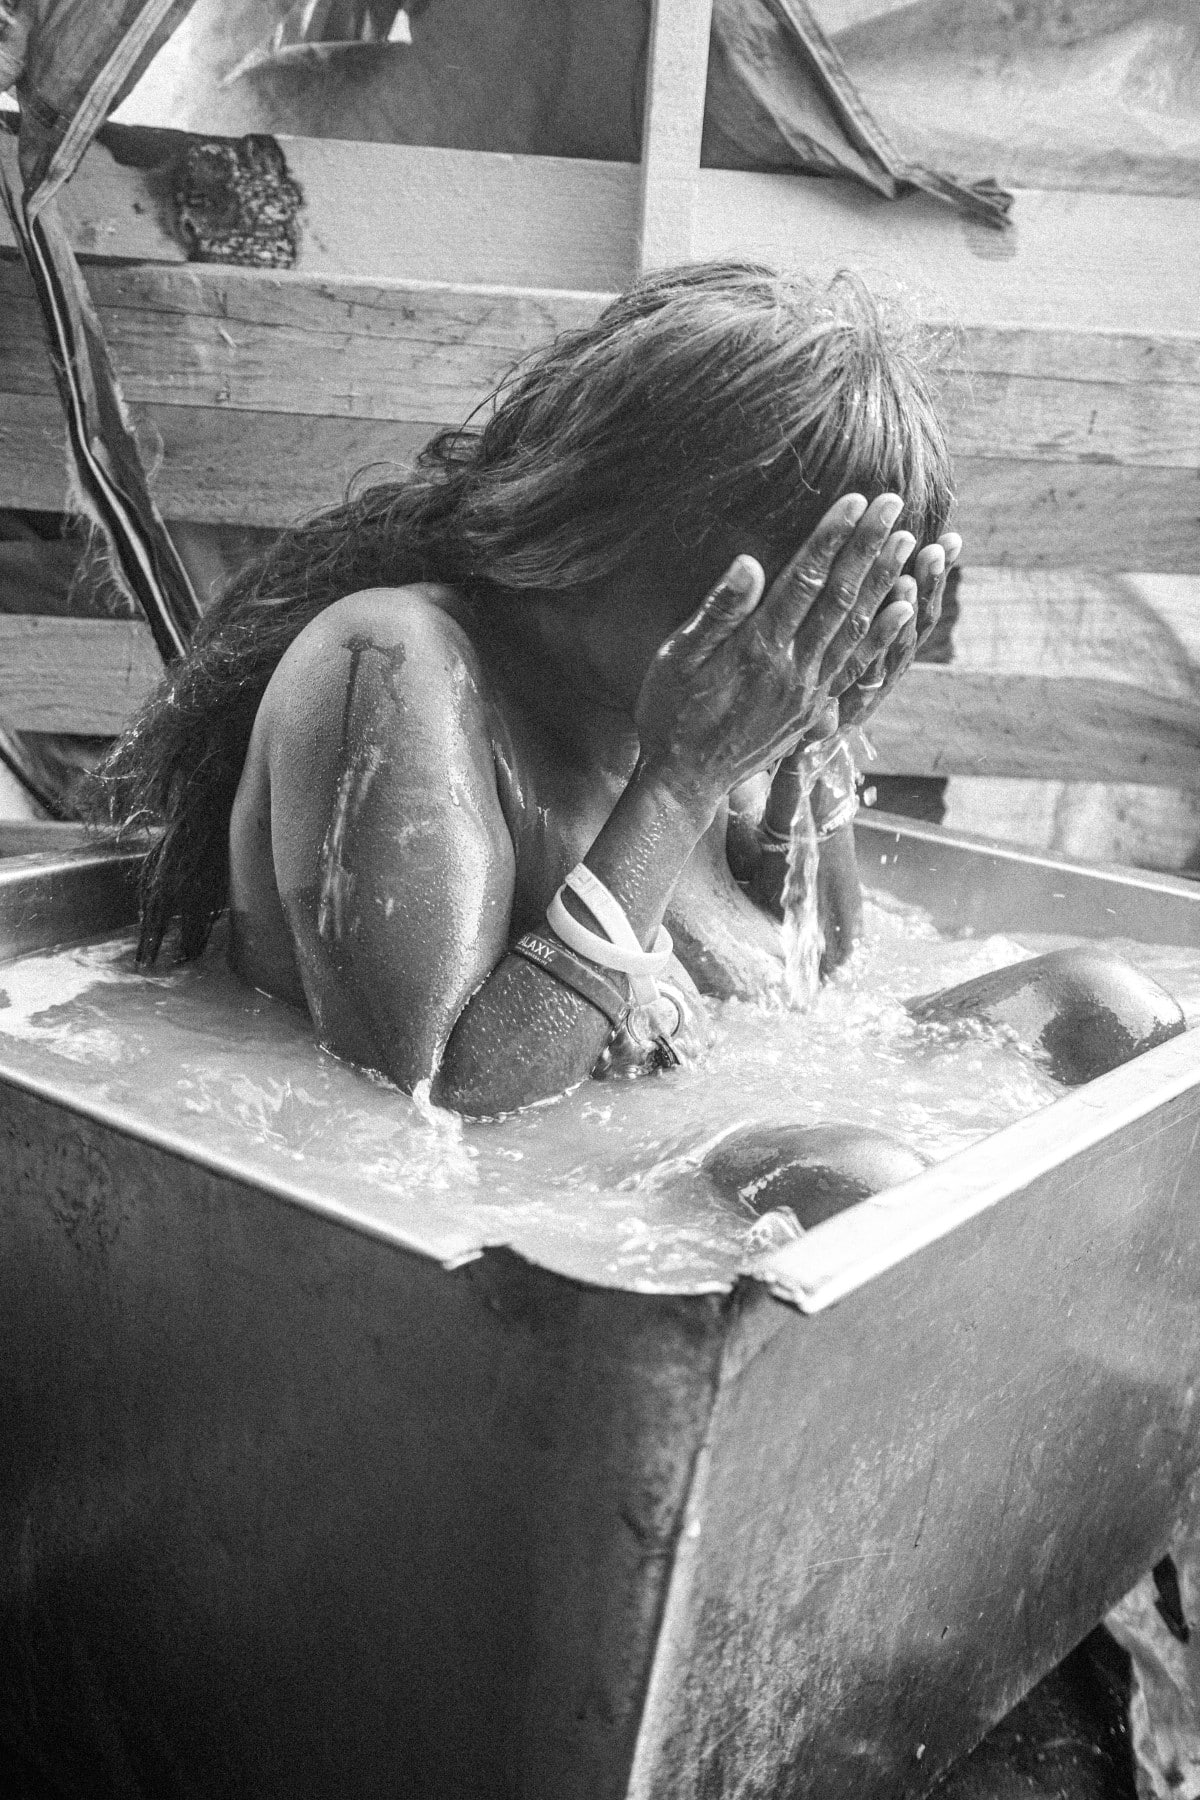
[0,823,1199,1798]
[0,1084,726,1799]
[631,1054,1200,1797]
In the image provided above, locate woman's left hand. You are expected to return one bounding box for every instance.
[834,531,961,728]
[740,799,864,974]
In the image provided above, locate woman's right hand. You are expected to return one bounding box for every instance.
[634,493,917,809]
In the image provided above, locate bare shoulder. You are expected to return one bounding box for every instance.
[263,583,484,735]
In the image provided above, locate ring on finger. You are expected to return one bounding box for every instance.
[857,677,886,690]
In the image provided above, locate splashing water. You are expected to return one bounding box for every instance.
[780,731,868,1007]
[781,771,823,1008]
[2,903,1198,1292]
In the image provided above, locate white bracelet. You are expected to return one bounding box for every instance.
[814,791,860,841]
[547,864,673,1009]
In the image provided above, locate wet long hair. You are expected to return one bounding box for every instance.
[94,261,955,962]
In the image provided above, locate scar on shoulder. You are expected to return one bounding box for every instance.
[318,637,408,945]
[338,635,407,745]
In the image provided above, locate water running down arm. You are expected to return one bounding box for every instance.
[271,496,918,1116]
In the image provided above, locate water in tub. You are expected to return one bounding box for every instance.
[3,886,1198,1294]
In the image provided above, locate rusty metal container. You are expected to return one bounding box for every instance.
[1,817,1199,1799]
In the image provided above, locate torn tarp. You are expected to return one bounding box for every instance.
[0,0,201,665]
[705,0,1012,226]
[119,0,1012,225]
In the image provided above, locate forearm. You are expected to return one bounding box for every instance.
[432,759,714,1115]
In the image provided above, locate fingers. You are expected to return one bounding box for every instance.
[763,493,904,658]
[818,529,914,683]
[756,493,871,643]
[913,531,962,649]
[832,582,915,693]
[913,542,944,639]
[674,554,765,647]
[836,584,919,727]
[886,609,919,681]
[800,699,840,745]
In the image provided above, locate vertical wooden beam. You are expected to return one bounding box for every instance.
[637,0,715,272]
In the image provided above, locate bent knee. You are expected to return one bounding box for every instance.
[704,1121,928,1229]
[910,946,1185,1086]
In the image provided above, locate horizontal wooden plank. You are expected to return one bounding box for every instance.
[0,616,161,734]
[946,326,1200,389]
[0,821,92,856]
[285,137,641,290]
[947,567,1200,694]
[4,261,1198,473]
[0,130,641,292]
[0,259,605,426]
[4,606,1198,788]
[871,666,1200,788]
[949,458,1200,574]
[0,392,434,528]
[942,370,1200,469]
[4,388,1196,568]
[0,131,186,267]
[6,126,1200,341]
[694,172,1200,337]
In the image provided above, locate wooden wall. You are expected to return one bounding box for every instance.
[1,2,1199,858]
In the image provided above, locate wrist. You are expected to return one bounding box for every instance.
[579,754,717,945]
[812,787,860,841]
[630,754,721,836]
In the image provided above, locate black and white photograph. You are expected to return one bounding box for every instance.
[1,2,1199,1795]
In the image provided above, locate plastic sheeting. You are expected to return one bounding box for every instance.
[0,0,188,196]
[0,0,202,671]
[119,0,1200,201]
[707,0,1010,220]
[119,0,1008,221]
[825,0,1200,199]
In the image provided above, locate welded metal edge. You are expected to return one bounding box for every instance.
[857,811,1200,945]
[759,1026,1200,1314]
[0,845,493,1274]
[0,839,143,959]
[0,1050,491,1272]
[3,830,1199,1301]
[858,810,1200,898]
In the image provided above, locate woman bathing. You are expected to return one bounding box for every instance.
[98,262,958,1118]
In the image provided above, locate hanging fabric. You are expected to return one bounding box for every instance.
[705,0,1013,227]
[0,0,202,665]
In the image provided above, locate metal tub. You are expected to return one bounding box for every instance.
[1,817,1199,1799]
